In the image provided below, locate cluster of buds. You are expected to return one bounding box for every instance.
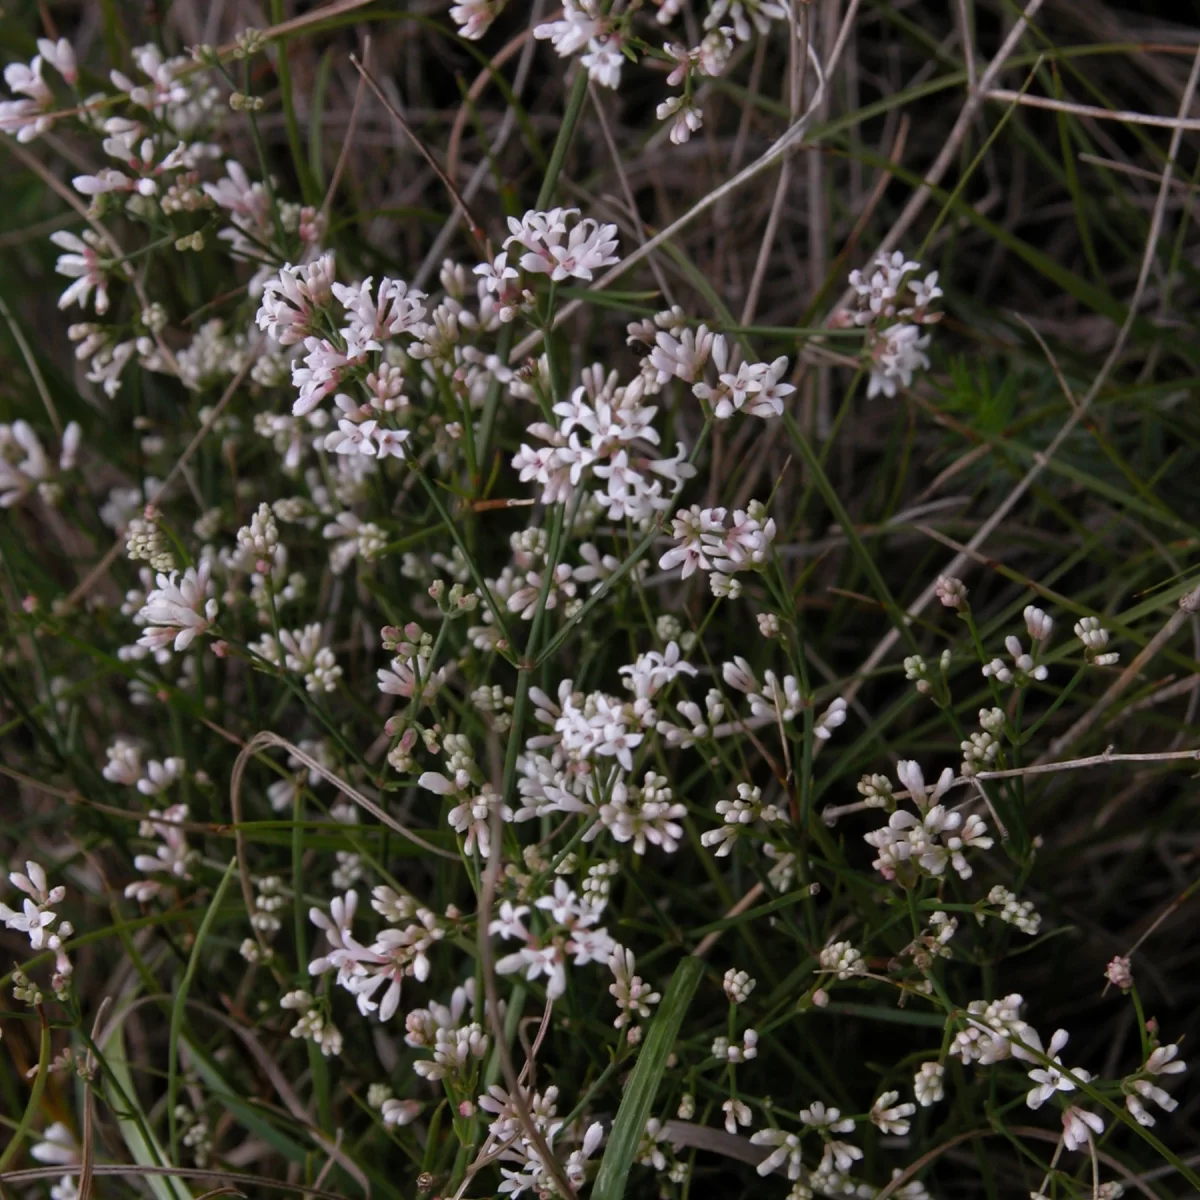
[903,648,951,698]
[1075,616,1119,666]
[378,622,445,706]
[280,989,343,1056]
[428,577,480,617]
[126,505,175,572]
[961,707,1006,778]
[981,885,1041,936]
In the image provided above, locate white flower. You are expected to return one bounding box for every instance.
[1023,605,1053,642]
[870,1091,916,1135]
[582,37,625,89]
[895,759,953,811]
[799,1101,854,1132]
[814,697,847,740]
[1062,1107,1104,1151]
[503,207,619,282]
[1026,1029,1091,1109]
[256,255,337,346]
[750,1128,802,1179]
[656,95,703,144]
[381,1098,422,1127]
[819,941,865,981]
[31,1123,78,1166]
[608,945,661,1028]
[722,1097,753,1134]
[450,0,500,38]
[136,564,219,651]
[534,0,602,57]
[1145,1044,1186,1076]
[51,230,112,315]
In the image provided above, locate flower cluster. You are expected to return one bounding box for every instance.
[864,759,993,884]
[0,862,73,997]
[836,251,942,399]
[658,501,777,596]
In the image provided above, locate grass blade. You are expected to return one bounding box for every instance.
[168,858,239,1165]
[592,956,705,1200]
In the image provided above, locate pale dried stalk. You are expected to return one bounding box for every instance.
[984,88,1200,130]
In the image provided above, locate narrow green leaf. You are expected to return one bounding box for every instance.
[168,857,238,1164]
[592,956,704,1200]
[0,1009,49,1172]
[102,1024,190,1200]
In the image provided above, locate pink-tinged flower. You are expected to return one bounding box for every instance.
[503,207,619,282]
[373,426,410,459]
[204,159,271,224]
[51,231,111,314]
[534,0,602,56]
[0,53,56,142]
[496,942,568,1000]
[136,563,219,651]
[1145,1043,1186,1076]
[257,256,338,347]
[292,336,355,417]
[1062,1107,1104,1151]
[449,0,502,38]
[334,276,427,350]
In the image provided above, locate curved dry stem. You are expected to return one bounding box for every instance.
[230,729,458,956]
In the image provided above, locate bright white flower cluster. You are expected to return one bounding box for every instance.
[837,251,942,399]
[712,1027,758,1062]
[864,759,992,884]
[0,39,76,143]
[0,862,73,996]
[135,563,219,653]
[498,206,620,284]
[513,364,693,520]
[490,876,615,1001]
[701,781,786,857]
[723,968,756,1003]
[659,501,776,596]
[306,888,448,1027]
[982,632,1048,686]
[609,945,661,1035]
[629,307,795,419]
[819,940,866,981]
[252,623,342,694]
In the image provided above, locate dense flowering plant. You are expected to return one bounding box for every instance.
[1,2,1198,1199]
